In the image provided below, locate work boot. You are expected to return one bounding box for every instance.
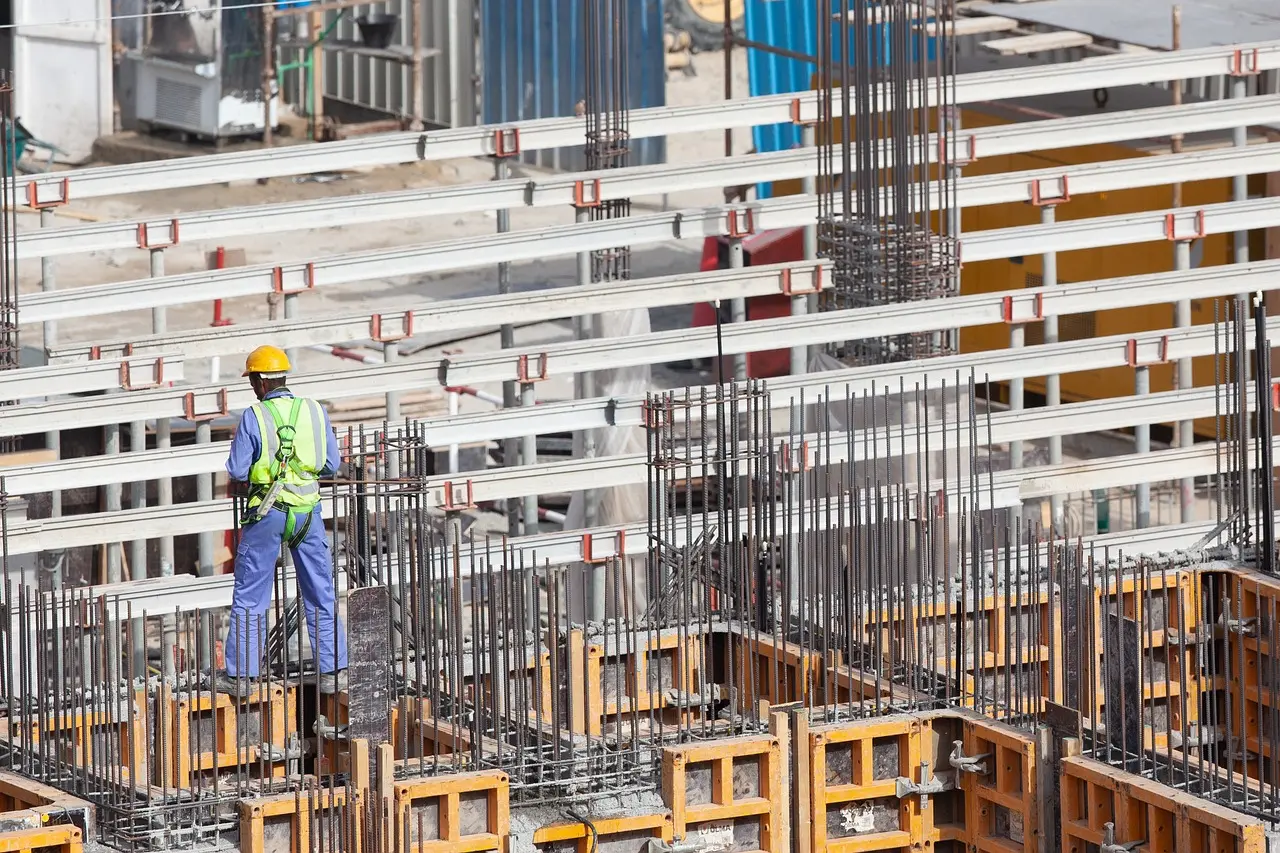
[318,670,348,695]
[213,671,257,699]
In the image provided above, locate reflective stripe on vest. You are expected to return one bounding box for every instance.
[246,395,327,509]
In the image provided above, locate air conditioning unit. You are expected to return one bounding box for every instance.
[132,0,278,140]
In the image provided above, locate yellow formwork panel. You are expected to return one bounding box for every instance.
[808,715,924,853]
[8,690,148,782]
[1211,567,1280,779]
[391,769,508,853]
[575,630,711,736]
[238,785,362,853]
[154,682,296,789]
[958,716,1042,853]
[1080,571,1201,752]
[662,735,784,853]
[1060,756,1266,853]
[532,813,672,853]
[727,629,826,709]
[0,825,82,853]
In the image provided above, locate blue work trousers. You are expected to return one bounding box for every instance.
[224,506,348,677]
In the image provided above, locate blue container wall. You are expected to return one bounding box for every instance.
[743,0,935,197]
[481,0,667,172]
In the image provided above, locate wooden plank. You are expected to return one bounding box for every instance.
[922,15,1019,36]
[0,449,55,468]
[981,31,1093,55]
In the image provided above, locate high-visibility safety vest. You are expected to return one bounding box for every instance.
[246,395,328,510]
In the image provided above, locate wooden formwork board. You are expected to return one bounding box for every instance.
[662,735,783,853]
[532,813,672,853]
[726,630,825,709]
[1214,567,1280,775]
[392,769,508,853]
[0,825,82,853]
[155,683,296,789]
[239,785,362,853]
[807,711,1043,853]
[1060,756,1266,853]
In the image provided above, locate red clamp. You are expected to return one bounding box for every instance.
[25,178,69,210]
[136,219,180,250]
[1229,48,1260,76]
[183,388,229,422]
[573,179,603,208]
[582,530,626,564]
[780,441,812,474]
[517,353,548,383]
[1272,382,1280,412]
[493,127,521,158]
[440,480,476,511]
[1029,176,1070,207]
[369,311,414,343]
[941,134,976,167]
[781,265,825,297]
[641,399,669,429]
[788,97,815,126]
[1125,336,1170,368]
[1001,293,1044,324]
[1164,210,1206,242]
[272,263,317,295]
[727,208,756,239]
[119,358,166,391]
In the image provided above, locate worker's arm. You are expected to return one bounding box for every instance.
[319,408,342,479]
[225,409,261,482]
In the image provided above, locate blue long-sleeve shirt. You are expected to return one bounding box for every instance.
[226,388,341,482]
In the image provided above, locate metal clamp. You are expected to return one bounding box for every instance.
[1101,823,1144,853]
[788,97,815,126]
[1229,47,1260,76]
[726,207,756,239]
[941,134,976,167]
[1001,293,1044,324]
[642,400,669,429]
[25,178,69,210]
[573,178,603,208]
[894,761,950,810]
[781,266,825,297]
[780,441,812,474]
[949,740,990,775]
[119,358,166,391]
[1272,381,1280,412]
[272,263,316,295]
[1125,336,1170,368]
[517,353,549,383]
[1029,175,1070,207]
[441,480,476,511]
[582,530,626,564]
[369,311,414,343]
[493,127,521,158]
[183,389,229,422]
[1164,210,1206,242]
[136,219,180,250]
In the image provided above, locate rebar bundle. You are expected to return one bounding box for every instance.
[816,0,960,364]
[0,78,19,454]
[583,0,632,283]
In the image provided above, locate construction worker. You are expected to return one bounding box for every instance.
[218,345,348,695]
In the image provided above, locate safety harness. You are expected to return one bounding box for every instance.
[247,396,317,550]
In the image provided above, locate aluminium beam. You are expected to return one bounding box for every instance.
[0,352,183,400]
[9,312,1266,493]
[12,259,1280,443]
[50,262,828,364]
[23,113,1280,263]
[22,189,1280,328]
[15,40,1280,204]
[1,381,1260,553]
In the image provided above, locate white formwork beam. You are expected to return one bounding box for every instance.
[0,381,1260,555]
[50,263,828,363]
[12,258,1280,441]
[7,311,1269,499]
[0,352,183,400]
[22,107,1280,263]
[21,184,1280,327]
[14,40,1280,204]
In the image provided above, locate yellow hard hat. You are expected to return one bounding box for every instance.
[242,345,291,377]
